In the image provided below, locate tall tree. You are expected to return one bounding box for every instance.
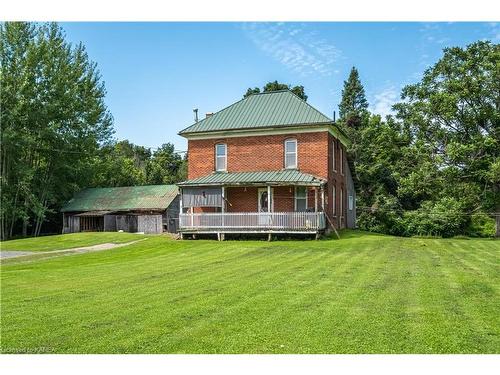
[146,143,186,185]
[338,67,368,127]
[0,22,113,239]
[243,81,308,101]
[244,87,261,98]
[91,141,149,187]
[394,41,500,214]
[354,41,499,237]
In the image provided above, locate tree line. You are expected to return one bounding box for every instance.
[0,22,185,239]
[337,42,499,237]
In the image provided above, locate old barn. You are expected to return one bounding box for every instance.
[61,185,179,234]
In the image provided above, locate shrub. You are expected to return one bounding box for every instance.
[357,194,405,236]
[401,198,468,238]
[467,213,496,238]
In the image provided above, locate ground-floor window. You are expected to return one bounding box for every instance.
[332,185,336,216]
[349,195,354,211]
[340,188,344,217]
[295,187,307,211]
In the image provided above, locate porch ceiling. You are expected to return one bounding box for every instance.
[178,169,326,187]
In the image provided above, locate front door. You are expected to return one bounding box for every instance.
[258,188,273,226]
[258,188,273,212]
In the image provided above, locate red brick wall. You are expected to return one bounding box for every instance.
[187,132,329,180]
[274,186,295,212]
[226,187,258,212]
[326,133,347,228]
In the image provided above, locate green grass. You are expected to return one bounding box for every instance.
[0,232,151,252]
[1,231,498,353]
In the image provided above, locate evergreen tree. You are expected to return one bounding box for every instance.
[338,67,368,127]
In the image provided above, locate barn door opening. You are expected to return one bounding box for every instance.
[80,216,104,232]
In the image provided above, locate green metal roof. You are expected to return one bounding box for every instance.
[178,170,326,187]
[179,90,333,135]
[61,185,179,212]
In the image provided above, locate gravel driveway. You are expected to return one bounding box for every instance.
[1,239,146,262]
[0,251,34,259]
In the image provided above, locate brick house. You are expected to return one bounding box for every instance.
[177,90,356,238]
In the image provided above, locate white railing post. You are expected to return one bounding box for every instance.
[221,186,225,228]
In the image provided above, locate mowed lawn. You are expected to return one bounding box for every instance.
[1,231,498,354]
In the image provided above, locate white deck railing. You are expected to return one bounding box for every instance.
[179,212,326,232]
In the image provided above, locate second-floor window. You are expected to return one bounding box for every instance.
[215,143,227,171]
[284,139,297,169]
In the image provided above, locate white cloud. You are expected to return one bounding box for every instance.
[241,23,342,77]
[488,23,500,41]
[371,86,399,118]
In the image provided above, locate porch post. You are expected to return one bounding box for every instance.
[179,188,183,217]
[320,186,325,211]
[267,185,271,212]
[221,186,225,230]
[314,188,318,212]
[179,187,186,230]
[221,186,225,213]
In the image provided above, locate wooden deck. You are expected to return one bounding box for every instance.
[179,212,326,234]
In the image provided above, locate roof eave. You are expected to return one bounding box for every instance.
[179,121,333,137]
[178,181,325,187]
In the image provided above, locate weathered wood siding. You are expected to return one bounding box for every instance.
[103,215,117,231]
[116,215,138,233]
[138,215,163,234]
[165,196,180,233]
[62,215,80,233]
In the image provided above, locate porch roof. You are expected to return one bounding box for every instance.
[178,169,326,187]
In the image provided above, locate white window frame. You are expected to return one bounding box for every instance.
[284,139,298,169]
[294,186,308,212]
[340,146,344,175]
[332,185,336,216]
[215,143,227,171]
[332,140,337,172]
[349,195,354,211]
[257,187,274,212]
[340,188,344,217]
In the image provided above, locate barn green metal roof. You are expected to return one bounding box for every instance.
[178,170,326,187]
[61,185,179,212]
[179,90,333,135]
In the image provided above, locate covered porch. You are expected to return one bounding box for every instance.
[178,170,327,238]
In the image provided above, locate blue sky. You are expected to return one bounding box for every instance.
[61,22,499,151]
